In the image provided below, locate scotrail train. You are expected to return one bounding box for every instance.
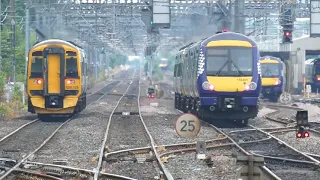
[305,58,320,92]
[260,56,286,102]
[159,58,169,71]
[174,31,261,125]
[27,39,88,121]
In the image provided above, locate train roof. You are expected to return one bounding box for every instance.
[305,58,319,65]
[260,56,281,63]
[179,42,196,51]
[201,32,257,47]
[32,39,84,50]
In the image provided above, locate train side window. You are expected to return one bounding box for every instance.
[30,57,43,78]
[66,57,79,78]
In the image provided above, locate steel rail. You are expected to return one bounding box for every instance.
[0,119,39,143]
[93,71,137,180]
[138,73,174,180]
[23,161,136,180]
[249,124,320,165]
[105,137,228,157]
[0,75,123,180]
[176,109,282,180]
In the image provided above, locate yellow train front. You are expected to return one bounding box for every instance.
[27,39,88,120]
[260,56,286,102]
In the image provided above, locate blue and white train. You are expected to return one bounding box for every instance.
[174,31,261,125]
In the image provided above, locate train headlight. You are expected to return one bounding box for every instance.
[66,80,75,84]
[275,80,281,85]
[202,81,214,90]
[317,77,320,81]
[245,82,257,91]
[34,79,42,84]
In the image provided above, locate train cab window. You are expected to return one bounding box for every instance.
[30,58,43,78]
[66,57,79,78]
[261,63,280,77]
[206,47,253,76]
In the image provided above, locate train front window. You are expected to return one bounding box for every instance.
[261,63,280,77]
[30,58,43,78]
[66,58,79,78]
[206,47,253,76]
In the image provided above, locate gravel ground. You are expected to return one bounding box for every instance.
[228,130,269,143]
[273,131,320,156]
[267,164,320,180]
[249,107,289,129]
[241,138,309,161]
[104,161,158,180]
[139,78,221,146]
[0,71,127,145]
[0,119,36,140]
[108,115,150,151]
[108,77,150,151]
[32,79,132,170]
[165,147,240,180]
[0,121,63,161]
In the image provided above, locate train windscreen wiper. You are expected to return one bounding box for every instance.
[230,61,244,76]
[215,61,229,76]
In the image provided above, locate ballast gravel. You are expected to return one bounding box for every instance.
[273,131,320,156]
[0,118,36,140]
[249,107,287,129]
[33,94,121,170]
[139,78,222,145]
[33,80,132,170]
[165,147,240,180]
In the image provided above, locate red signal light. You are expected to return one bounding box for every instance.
[304,132,310,137]
[285,32,290,36]
[222,28,228,32]
[297,132,302,138]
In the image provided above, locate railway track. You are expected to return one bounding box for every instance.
[0,71,133,180]
[94,70,173,180]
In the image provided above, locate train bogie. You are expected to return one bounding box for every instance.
[27,39,88,120]
[260,56,286,102]
[174,32,261,125]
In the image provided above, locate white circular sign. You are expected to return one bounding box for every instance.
[175,113,201,137]
[279,92,292,104]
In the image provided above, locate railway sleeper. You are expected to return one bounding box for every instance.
[113,112,139,115]
[105,156,154,163]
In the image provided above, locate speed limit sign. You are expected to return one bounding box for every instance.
[175,113,201,137]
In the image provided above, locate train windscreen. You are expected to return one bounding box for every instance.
[314,63,320,74]
[206,47,253,76]
[261,63,280,77]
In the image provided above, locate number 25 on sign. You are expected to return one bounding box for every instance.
[175,113,201,137]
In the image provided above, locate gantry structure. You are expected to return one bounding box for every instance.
[28,0,309,59]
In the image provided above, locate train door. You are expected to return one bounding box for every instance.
[47,54,61,94]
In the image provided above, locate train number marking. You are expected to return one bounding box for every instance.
[175,113,201,137]
[237,78,248,81]
[66,86,79,89]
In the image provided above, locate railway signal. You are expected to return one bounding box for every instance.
[147,87,155,98]
[282,30,292,43]
[295,110,310,138]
